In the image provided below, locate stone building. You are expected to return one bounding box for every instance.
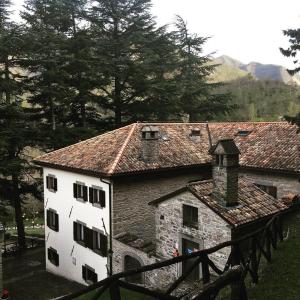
[112,139,287,288]
[34,122,299,285]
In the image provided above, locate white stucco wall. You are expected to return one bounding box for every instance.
[43,167,111,285]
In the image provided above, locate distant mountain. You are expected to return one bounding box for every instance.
[212,55,300,85]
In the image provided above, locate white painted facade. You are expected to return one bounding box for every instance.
[43,167,111,285]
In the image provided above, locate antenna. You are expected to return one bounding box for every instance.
[206,121,212,148]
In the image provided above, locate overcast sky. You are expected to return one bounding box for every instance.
[11,0,300,68]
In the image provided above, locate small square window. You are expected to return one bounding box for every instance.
[74,222,86,244]
[48,248,59,266]
[73,183,88,201]
[82,265,98,284]
[183,205,198,229]
[46,210,59,232]
[92,230,108,257]
[46,175,57,192]
[89,187,105,208]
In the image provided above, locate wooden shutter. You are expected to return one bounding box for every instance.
[46,210,50,227]
[54,178,57,191]
[47,248,50,260]
[83,186,88,202]
[55,252,59,266]
[84,227,93,249]
[89,187,94,203]
[73,222,78,241]
[92,272,98,283]
[99,190,106,208]
[73,183,78,198]
[55,213,59,232]
[82,266,87,281]
[100,234,108,257]
[46,176,50,189]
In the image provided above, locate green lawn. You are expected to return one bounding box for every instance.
[246,210,300,300]
[76,288,156,300]
[7,227,45,238]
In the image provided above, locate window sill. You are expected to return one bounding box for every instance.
[183,224,199,230]
[93,249,107,257]
[76,198,86,203]
[47,188,57,193]
[47,225,58,232]
[76,240,87,248]
[92,203,104,209]
[49,260,59,267]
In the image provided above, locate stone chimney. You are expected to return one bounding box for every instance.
[210,139,240,207]
[141,125,159,162]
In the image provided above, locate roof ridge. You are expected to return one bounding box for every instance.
[107,123,137,175]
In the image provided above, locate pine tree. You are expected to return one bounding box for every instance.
[89,0,178,127]
[173,16,231,121]
[280,27,300,128]
[0,0,42,249]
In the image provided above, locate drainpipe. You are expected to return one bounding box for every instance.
[100,178,113,277]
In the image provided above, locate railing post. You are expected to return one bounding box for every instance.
[202,254,210,284]
[265,229,272,261]
[250,237,258,284]
[230,244,241,300]
[109,281,121,300]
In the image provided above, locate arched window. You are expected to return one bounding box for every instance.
[124,255,143,284]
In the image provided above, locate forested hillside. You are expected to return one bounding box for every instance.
[217,77,300,121]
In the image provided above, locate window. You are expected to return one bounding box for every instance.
[183,204,198,229]
[46,175,57,192]
[92,230,108,257]
[89,187,106,207]
[73,183,88,201]
[48,248,59,266]
[82,265,98,284]
[46,210,59,232]
[73,222,87,245]
[255,184,277,199]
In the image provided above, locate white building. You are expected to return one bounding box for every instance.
[34,122,299,285]
[43,167,111,285]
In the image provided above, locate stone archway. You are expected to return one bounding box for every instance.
[123,255,143,284]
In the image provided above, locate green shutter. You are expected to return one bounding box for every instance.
[82,266,87,280]
[83,186,88,201]
[100,234,108,257]
[73,183,78,198]
[54,178,57,191]
[46,176,50,189]
[55,213,59,232]
[89,187,93,203]
[46,210,50,227]
[73,222,77,241]
[100,190,106,207]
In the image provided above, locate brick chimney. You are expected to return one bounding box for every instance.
[141,125,159,162]
[210,139,240,207]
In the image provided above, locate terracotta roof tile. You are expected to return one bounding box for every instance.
[34,122,300,176]
[188,179,287,227]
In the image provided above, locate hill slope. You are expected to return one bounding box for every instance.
[212,55,300,85]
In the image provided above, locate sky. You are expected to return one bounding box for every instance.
[11,0,300,68]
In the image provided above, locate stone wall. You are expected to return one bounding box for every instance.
[112,168,210,242]
[112,238,177,290]
[155,191,232,271]
[240,170,300,199]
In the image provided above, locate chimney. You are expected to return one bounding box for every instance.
[209,139,240,207]
[141,125,159,162]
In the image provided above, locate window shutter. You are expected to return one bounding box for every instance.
[55,213,59,232]
[82,266,87,280]
[99,190,106,208]
[84,227,93,249]
[46,210,50,227]
[73,222,78,241]
[100,234,108,257]
[55,252,59,266]
[54,178,57,191]
[92,272,98,283]
[83,186,88,202]
[73,183,78,198]
[89,187,93,203]
[46,176,50,189]
[47,248,50,260]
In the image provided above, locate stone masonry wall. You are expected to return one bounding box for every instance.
[240,170,300,199]
[112,169,210,242]
[156,191,232,271]
[112,238,177,290]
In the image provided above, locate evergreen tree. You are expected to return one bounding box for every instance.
[280,27,300,127]
[0,0,41,249]
[89,0,178,127]
[173,16,231,121]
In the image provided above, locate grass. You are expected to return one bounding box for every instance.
[7,227,45,238]
[245,210,300,300]
[76,288,156,300]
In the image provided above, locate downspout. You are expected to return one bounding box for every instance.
[100,178,113,277]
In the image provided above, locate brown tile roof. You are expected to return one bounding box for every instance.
[151,179,288,227]
[34,122,300,176]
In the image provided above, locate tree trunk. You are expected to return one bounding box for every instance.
[12,174,26,250]
[80,101,86,128]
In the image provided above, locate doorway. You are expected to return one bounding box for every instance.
[182,238,200,281]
